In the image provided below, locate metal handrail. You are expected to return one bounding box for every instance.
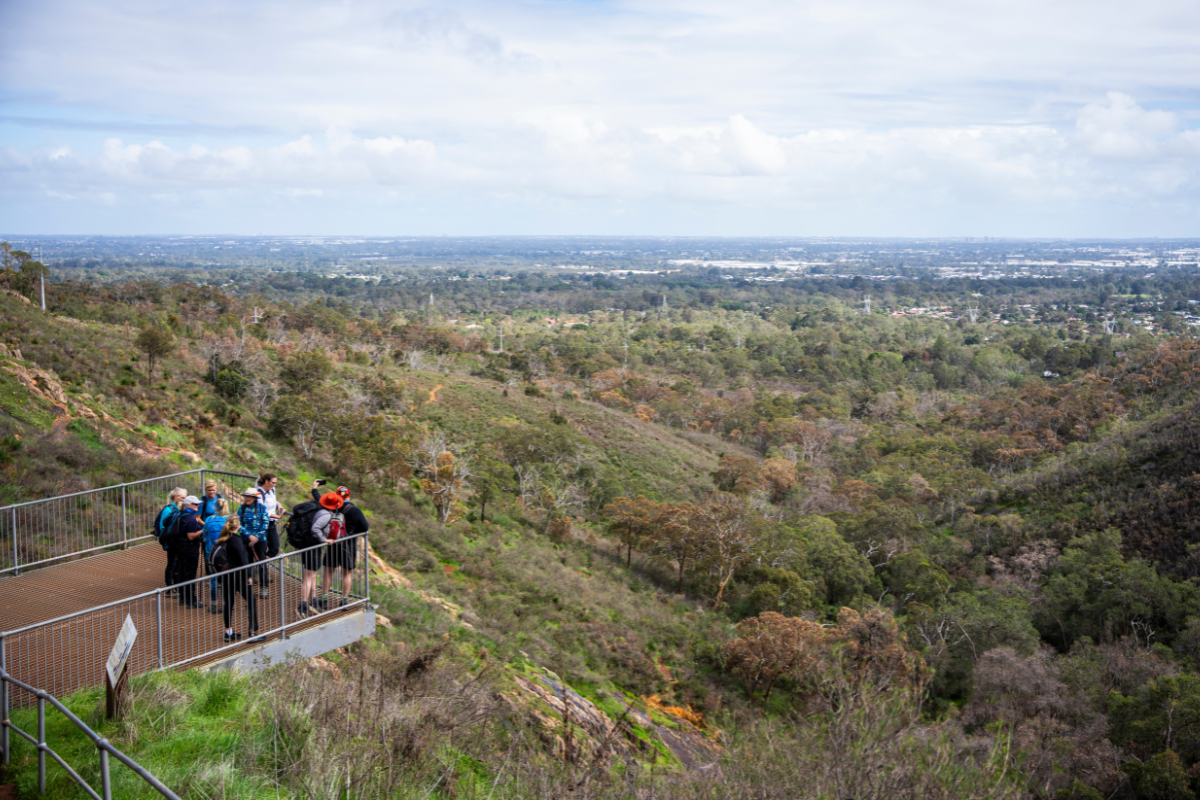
[0,533,370,638]
[0,648,181,800]
[1,468,256,576]
[0,532,372,796]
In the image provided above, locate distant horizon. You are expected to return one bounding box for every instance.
[5,234,1200,243]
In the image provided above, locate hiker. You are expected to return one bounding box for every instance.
[211,517,260,643]
[202,497,230,614]
[237,486,270,589]
[174,495,206,608]
[198,480,224,521]
[310,482,368,609]
[155,487,187,591]
[255,473,286,598]
[297,492,343,618]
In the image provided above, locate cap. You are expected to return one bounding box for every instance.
[241,487,260,497]
[183,495,201,506]
[319,492,344,510]
[336,486,351,499]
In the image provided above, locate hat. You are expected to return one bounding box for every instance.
[319,492,344,511]
[241,487,260,497]
[336,485,351,499]
[183,495,201,506]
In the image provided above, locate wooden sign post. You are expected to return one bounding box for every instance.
[105,615,137,720]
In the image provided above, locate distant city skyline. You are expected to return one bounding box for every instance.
[2,0,1199,236]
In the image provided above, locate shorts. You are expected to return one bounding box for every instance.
[323,538,357,570]
[301,546,324,572]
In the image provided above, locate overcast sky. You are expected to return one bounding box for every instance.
[2,0,1199,236]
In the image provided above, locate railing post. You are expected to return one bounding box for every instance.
[279,558,286,639]
[1,635,8,766]
[10,507,17,576]
[37,695,46,795]
[364,533,370,602]
[99,745,112,800]
[156,592,164,669]
[120,485,128,550]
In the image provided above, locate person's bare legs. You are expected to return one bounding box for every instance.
[322,565,334,606]
[302,569,318,609]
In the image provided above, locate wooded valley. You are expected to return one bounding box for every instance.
[4,250,1200,799]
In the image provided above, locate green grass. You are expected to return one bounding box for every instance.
[3,670,276,800]
[0,369,56,430]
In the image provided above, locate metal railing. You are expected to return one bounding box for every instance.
[0,469,256,576]
[1,532,371,709]
[0,658,181,800]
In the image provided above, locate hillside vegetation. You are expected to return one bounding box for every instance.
[4,257,1200,799]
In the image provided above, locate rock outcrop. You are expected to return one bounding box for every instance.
[508,666,720,767]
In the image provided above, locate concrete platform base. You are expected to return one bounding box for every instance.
[202,606,376,673]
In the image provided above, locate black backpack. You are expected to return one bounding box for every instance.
[157,508,184,551]
[153,505,178,539]
[210,540,230,573]
[285,500,323,550]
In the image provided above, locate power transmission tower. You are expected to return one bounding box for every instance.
[1103,317,1116,335]
[863,294,871,314]
[966,302,980,324]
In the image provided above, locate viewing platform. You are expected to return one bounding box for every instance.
[0,470,375,708]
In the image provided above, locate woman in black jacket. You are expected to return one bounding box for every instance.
[212,517,260,643]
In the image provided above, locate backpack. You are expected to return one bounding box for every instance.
[157,508,184,551]
[284,500,323,550]
[210,540,230,573]
[153,505,178,540]
[326,510,346,541]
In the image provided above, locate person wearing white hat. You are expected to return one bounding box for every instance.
[237,487,270,591]
[174,496,206,608]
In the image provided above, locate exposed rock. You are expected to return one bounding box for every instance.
[508,667,721,768]
[308,655,343,680]
[0,362,106,424]
[3,363,70,406]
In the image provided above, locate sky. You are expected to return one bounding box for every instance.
[1,0,1199,237]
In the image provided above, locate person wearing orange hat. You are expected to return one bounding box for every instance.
[297,491,344,618]
[308,482,369,609]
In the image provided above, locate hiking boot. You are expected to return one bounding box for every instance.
[259,586,269,599]
[223,632,243,643]
[209,603,220,614]
[313,596,328,610]
[297,602,311,619]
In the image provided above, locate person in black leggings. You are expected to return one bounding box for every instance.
[213,518,260,642]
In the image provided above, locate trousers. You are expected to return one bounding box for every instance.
[222,576,259,632]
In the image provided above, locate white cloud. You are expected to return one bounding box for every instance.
[721,115,787,175]
[2,0,1200,233]
[1075,92,1178,159]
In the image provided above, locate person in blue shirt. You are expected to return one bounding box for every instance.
[198,481,225,522]
[202,497,230,613]
[237,487,270,587]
